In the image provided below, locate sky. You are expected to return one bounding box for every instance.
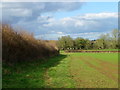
[1,2,118,40]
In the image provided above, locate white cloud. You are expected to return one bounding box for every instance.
[2,2,83,14]
[1,2,118,40]
[42,12,117,33]
[80,12,118,19]
[2,2,83,23]
[35,31,110,40]
[7,8,32,17]
[14,12,117,40]
[57,32,63,34]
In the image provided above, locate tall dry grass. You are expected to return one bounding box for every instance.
[2,24,59,63]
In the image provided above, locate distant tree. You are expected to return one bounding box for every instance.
[84,39,91,49]
[111,29,119,49]
[94,29,119,49]
[112,29,119,40]
[93,39,106,49]
[57,29,119,50]
[99,34,110,49]
[74,37,87,49]
[57,35,73,50]
[118,30,120,49]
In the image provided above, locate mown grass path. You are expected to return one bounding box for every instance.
[3,52,118,88]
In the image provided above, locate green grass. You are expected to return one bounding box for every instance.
[68,55,117,88]
[77,49,119,51]
[70,53,118,64]
[3,54,68,88]
[66,52,118,87]
[45,54,75,88]
[3,51,118,88]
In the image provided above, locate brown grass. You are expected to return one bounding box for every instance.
[2,24,59,63]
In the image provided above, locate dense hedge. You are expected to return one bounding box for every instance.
[2,24,59,63]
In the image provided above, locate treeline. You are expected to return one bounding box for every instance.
[2,24,59,63]
[57,29,120,50]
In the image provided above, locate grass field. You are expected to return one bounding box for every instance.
[3,51,118,88]
[80,49,120,51]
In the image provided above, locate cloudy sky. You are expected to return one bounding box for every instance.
[1,2,118,40]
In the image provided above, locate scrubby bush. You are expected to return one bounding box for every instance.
[2,24,59,63]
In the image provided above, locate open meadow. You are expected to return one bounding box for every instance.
[3,50,118,88]
[2,2,119,89]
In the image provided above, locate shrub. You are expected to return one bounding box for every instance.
[2,24,59,63]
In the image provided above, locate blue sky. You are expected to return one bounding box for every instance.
[1,2,118,40]
[51,2,118,19]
